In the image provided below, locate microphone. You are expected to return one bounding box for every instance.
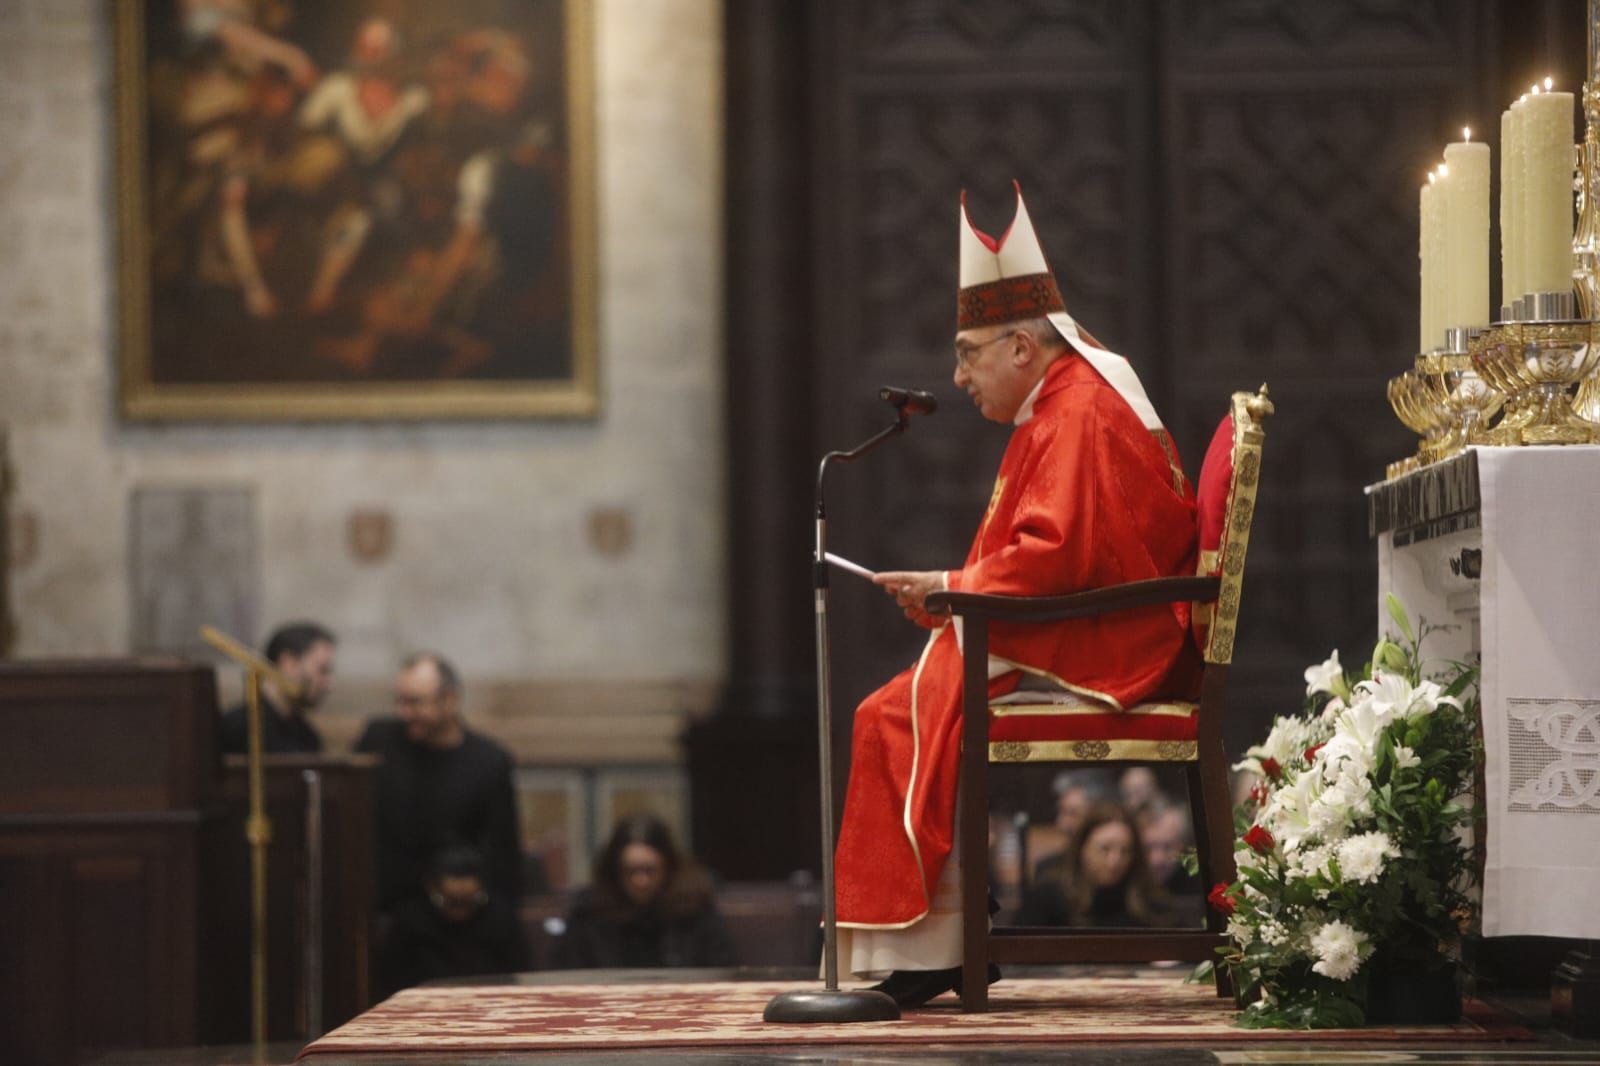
[879,386,938,415]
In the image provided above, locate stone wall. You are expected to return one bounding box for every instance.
[0,0,726,763]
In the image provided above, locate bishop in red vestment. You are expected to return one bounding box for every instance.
[832,183,1199,1005]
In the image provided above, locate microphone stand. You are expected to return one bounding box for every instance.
[764,406,916,1024]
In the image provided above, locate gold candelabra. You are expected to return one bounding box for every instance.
[1387,0,1600,475]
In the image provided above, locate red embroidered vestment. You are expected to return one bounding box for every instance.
[834,354,1199,928]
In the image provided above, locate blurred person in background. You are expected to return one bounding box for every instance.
[552,813,737,969]
[1017,802,1174,928]
[1142,802,1204,925]
[1029,769,1118,885]
[1117,767,1166,824]
[218,621,336,754]
[378,843,530,996]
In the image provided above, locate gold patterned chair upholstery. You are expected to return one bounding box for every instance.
[924,384,1272,1012]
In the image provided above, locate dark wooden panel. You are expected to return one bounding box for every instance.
[0,819,208,1066]
[0,660,218,815]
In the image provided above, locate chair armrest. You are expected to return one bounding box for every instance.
[924,575,1220,624]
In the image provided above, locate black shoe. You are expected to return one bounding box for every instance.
[952,963,1003,996]
[865,967,961,1008]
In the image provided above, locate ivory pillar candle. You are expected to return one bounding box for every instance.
[1444,135,1490,330]
[1500,104,1524,304]
[1522,87,1576,297]
[1420,173,1443,350]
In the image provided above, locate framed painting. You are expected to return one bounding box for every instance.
[114,0,596,420]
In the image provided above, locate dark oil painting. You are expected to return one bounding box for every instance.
[117,0,596,419]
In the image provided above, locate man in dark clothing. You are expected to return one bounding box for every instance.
[356,652,522,912]
[218,621,337,754]
[377,844,530,997]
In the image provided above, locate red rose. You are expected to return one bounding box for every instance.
[1243,824,1275,854]
[1304,743,1325,764]
[1207,882,1236,916]
[1260,757,1282,780]
[1249,782,1269,805]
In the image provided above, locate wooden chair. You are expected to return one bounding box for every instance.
[924,384,1272,1011]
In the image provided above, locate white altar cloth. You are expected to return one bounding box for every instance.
[1477,446,1600,938]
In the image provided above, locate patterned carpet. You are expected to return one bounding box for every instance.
[295,976,1532,1057]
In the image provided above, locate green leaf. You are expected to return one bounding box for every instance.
[1386,593,1415,643]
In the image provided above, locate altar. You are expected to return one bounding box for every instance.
[1369,447,1600,943]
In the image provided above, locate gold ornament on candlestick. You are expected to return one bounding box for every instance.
[1439,348,1505,450]
[1506,315,1599,444]
[1472,324,1535,445]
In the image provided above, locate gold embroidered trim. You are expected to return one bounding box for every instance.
[1205,385,1272,666]
[989,700,1196,719]
[1154,429,1187,495]
[988,738,1201,762]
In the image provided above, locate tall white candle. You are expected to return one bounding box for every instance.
[1500,105,1523,305]
[1421,171,1444,350]
[1522,84,1576,297]
[1443,133,1490,330]
[1420,177,1435,351]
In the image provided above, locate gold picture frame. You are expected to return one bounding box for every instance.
[114,0,597,420]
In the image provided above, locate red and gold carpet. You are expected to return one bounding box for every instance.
[295,976,1531,1058]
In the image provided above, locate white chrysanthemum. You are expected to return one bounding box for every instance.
[1393,745,1421,771]
[1287,841,1334,881]
[1336,830,1399,885]
[1309,919,1370,981]
[1304,651,1349,699]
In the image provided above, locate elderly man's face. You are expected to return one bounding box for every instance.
[953,326,1035,423]
[1056,786,1090,838]
[1144,810,1189,882]
[394,659,458,747]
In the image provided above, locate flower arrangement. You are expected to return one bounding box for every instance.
[1211,597,1479,1029]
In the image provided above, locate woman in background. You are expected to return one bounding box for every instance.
[1016,802,1172,928]
[553,813,737,969]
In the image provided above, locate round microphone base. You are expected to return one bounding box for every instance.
[762,987,901,1024]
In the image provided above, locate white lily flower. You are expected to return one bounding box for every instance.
[1304,651,1349,699]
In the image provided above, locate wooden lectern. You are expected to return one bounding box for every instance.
[0,659,222,1066]
[0,660,380,1065]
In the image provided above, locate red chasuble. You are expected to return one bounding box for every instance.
[834,353,1199,929]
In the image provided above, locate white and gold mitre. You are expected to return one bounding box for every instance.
[957,181,1164,431]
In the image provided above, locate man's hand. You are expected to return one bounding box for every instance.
[872,570,946,621]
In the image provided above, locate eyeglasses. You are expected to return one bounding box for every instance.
[430,886,489,911]
[954,330,1017,370]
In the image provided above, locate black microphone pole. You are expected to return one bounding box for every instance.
[765,388,934,1024]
